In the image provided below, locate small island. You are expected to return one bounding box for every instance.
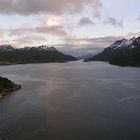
[0,77,21,100]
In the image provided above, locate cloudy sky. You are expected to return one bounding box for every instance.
[0,0,140,56]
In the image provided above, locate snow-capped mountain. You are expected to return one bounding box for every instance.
[106,37,137,51]
[0,45,78,64]
[84,36,140,64]
[0,45,14,51]
[0,45,58,52]
[38,46,58,51]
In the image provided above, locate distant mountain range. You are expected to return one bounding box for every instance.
[78,53,95,60]
[84,36,140,67]
[0,45,78,65]
[1,36,140,67]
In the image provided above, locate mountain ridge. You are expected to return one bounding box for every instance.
[0,45,78,65]
[84,36,140,67]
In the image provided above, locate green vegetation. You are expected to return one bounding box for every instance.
[84,37,140,67]
[0,77,21,100]
[110,46,140,67]
[0,46,78,65]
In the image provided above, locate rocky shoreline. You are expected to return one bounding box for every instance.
[0,77,21,101]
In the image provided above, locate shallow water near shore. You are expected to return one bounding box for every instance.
[0,61,140,140]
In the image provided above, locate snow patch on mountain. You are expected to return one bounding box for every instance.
[0,45,14,51]
[107,36,139,51]
[0,45,58,52]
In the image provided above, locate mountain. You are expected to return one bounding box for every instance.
[0,44,14,51]
[78,53,95,60]
[0,45,78,65]
[84,37,140,67]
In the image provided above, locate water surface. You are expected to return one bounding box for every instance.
[0,62,140,140]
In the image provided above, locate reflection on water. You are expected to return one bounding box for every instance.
[0,62,140,140]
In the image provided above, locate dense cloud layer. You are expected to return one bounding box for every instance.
[0,0,101,15]
[65,36,122,48]
[36,25,67,36]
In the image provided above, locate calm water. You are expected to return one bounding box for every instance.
[0,62,140,140]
